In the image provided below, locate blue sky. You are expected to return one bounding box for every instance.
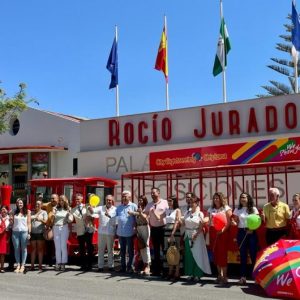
[0,0,294,119]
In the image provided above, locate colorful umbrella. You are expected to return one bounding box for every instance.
[253,239,300,299]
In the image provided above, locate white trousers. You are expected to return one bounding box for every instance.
[53,224,69,264]
[98,234,115,268]
[137,225,151,264]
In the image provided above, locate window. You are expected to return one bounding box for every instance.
[31,153,49,179]
[73,158,78,176]
[10,118,20,136]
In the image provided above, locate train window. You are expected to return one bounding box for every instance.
[36,186,52,203]
[64,185,73,202]
[86,186,114,206]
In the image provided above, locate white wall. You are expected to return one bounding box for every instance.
[0,108,80,178]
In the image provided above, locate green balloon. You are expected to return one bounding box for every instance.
[246,214,261,230]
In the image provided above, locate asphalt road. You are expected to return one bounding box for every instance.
[0,266,278,300]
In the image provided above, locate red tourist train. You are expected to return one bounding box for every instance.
[27,177,117,256]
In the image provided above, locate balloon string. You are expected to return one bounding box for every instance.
[239,232,248,250]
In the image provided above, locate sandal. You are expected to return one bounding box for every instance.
[143,267,151,276]
[19,265,25,273]
[14,265,20,273]
[54,264,60,271]
[172,275,180,282]
[221,277,228,285]
[238,277,247,285]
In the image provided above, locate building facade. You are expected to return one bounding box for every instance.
[1,94,300,204]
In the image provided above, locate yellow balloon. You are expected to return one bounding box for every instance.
[89,194,100,207]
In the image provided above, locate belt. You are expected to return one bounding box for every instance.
[150,225,165,228]
[137,223,148,227]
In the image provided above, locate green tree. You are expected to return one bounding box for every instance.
[258,16,297,97]
[0,83,36,134]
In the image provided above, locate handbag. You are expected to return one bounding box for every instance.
[166,241,180,266]
[43,227,54,241]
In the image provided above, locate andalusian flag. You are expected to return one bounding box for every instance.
[155,26,168,82]
[213,17,231,77]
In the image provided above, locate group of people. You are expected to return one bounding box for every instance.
[0,186,299,286]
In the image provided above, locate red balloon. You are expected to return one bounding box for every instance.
[213,212,227,231]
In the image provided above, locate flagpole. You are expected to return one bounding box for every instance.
[295,55,299,93]
[164,15,169,110]
[220,0,227,103]
[115,25,120,116]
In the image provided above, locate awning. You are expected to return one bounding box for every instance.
[0,145,68,154]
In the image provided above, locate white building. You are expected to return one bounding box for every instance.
[0,108,83,200]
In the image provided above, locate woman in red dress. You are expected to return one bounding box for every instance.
[207,192,232,284]
[0,206,10,272]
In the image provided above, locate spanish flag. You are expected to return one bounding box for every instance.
[155,25,168,82]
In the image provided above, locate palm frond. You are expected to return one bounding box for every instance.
[270,58,294,67]
[284,23,292,32]
[276,43,291,53]
[267,65,291,76]
[269,80,292,94]
[279,34,291,42]
[256,94,272,98]
[261,85,285,96]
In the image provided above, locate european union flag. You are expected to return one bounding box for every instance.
[292,2,300,52]
[106,37,118,89]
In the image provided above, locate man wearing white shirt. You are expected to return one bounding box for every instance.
[70,194,94,270]
[89,194,116,272]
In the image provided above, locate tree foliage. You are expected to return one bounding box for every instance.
[258,16,298,97]
[0,83,36,134]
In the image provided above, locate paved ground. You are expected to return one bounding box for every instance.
[0,266,278,300]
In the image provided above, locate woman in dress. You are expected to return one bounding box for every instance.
[133,195,151,275]
[49,195,72,271]
[164,196,182,281]
[11,198,31,273]
[30,200,48,271]
[233,193,259,285]
[183,195,211,281]
[208,192,232,284]
[0,205,10,272]
[289,193,300,239]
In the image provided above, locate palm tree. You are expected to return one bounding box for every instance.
[257,16,298,97]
